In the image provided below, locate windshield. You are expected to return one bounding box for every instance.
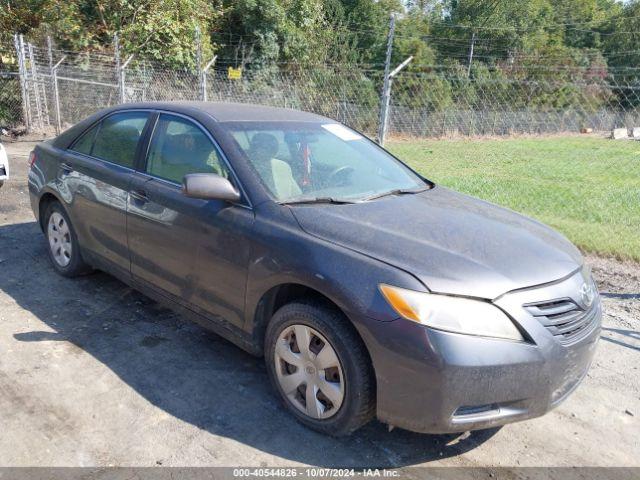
[220,121,427,203]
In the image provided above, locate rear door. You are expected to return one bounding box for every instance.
[64,111,151,275]
[127,113,255,329]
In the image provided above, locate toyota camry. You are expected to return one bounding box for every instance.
[27,102,601,436]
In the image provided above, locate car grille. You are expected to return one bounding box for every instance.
[524,298,599,344]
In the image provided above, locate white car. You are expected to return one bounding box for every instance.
[0,142,8,187]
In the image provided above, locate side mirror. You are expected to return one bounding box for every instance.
[182,173,241,202]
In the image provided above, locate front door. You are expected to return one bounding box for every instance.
[127,113,255,329]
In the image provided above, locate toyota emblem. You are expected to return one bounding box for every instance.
[579,282,595,308]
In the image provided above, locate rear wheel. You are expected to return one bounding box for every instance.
[44,202,92,277]
[265,301,375,436]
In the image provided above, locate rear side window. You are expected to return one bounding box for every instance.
[90,112,150,168]
[70,123,99,155]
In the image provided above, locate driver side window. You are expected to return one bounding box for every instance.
[146,114,228,184]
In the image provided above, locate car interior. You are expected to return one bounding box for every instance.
[146,117,227,184]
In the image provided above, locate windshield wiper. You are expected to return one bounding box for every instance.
[361,186,430,202]
[279,197,358,206]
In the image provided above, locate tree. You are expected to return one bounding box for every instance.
[1,0,220,68]
[601,0,640,107]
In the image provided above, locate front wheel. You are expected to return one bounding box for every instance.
[265,301,375,436]
[44,202,92,277]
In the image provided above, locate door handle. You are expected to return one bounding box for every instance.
[129,189,149,203]
[60,162,73,174]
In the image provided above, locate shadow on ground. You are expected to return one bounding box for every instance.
[1,221,499,467]
[600,327,640,353]
[601,293,640,300]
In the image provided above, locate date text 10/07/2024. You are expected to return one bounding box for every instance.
[232,469,400,478]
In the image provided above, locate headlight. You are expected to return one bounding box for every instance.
[379,284,524,341]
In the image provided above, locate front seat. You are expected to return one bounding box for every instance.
[248,133,301,200]
[153,133,217,182]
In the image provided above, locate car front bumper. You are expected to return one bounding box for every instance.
[352,271,601,434]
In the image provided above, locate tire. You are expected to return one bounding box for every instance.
[43,201,92,277]
[265,301,375,436]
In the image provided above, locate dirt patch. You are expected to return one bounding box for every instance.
[587,254,640,331]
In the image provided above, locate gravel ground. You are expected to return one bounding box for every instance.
[0,140,638,468]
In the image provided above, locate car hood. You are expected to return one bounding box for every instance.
[290,186,583,299]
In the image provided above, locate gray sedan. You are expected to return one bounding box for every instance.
[27,102,601,436]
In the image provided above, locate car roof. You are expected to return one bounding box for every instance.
[51,102,338,150]
[110,101,330,123]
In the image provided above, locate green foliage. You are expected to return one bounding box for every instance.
[392,74,454,110]
[0,1,57,34]
[217,0,333,67]
[1,0,219,68]
[431,0,557,58]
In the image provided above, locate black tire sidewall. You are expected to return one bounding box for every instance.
[265,302,374,436]
[44,202,89,277]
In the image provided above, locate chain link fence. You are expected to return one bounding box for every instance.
[1,34,639,141]
[0,35,24,131]
[0,34,638,261]
[388,69,640,137]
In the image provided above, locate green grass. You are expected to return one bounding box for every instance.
[387,137,640,261]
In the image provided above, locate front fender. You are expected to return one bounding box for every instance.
[244,204,428,332]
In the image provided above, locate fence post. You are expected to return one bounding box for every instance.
[195,26,204,100]
[114,33,121,71]
[467,32,476,78]
[27,42,45,130]
[51,55,66,135]
[378,56,413,146]
[119,55,134,103]
[377,14,395,146]
[142,60,147,101]
[13,34,30,132]
[202,56,217,102]
[47,36,57,132]
[114,33,126,103]
[19,35,33,129]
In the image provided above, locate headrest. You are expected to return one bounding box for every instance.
[249,133,279,158]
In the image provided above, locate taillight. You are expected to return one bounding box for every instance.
[28,151,37,168]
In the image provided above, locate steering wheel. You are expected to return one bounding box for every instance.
[328,166,355,187]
